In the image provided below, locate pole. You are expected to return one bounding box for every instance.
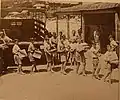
[81,12,85,42]
[115,12,118,41]
[56,15,58,36]
[67,15,70,39]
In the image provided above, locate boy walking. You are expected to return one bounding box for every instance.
[12,39,24,74]
[103,45,119,84]
[28,38,38,73]
[90,43,100,78]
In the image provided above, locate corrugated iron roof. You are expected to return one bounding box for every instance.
[56,2,120,13]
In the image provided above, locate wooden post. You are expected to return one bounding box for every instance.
[44,13,47,28]
[67,15,70,39]
[56,15,59,36]
[115,12,120,41]
[81,13,85,42]
[115,11,120,100]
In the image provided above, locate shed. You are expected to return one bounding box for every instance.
[55,2,120,53]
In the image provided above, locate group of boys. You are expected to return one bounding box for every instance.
[43,30,119,84]
[43,30,89,75]
[0,29,119,84]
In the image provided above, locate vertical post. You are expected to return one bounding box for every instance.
[0,0,1,29]
[115,12,120,41]
[115,12,118,41]
[0,0,1,19]
[115,12,120,100]
[56,15,58,36]
[81,12,85,42]
[44,13,47,28]
[67,15,70,39]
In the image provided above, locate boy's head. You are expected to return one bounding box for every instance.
[109,35,114,42]
[30,38,35,43]
[107,45,111,51]
[72,30,76,36]
[62,34,66,40]
[59,31,63,36]
[53,32,57,38]
[14,39,19,44]
[0,31,4,38]
[92,43,96,48]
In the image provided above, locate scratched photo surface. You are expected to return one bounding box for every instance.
[0,0,120,100]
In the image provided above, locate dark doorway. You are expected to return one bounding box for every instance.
[84,13,115,53]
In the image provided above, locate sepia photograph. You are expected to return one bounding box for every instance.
[0,0,120,100]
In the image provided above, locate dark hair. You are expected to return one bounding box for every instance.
[14,39,18,43]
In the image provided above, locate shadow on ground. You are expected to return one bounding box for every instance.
[111,79,119,84]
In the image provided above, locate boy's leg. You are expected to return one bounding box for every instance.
[61,62,67,75]
[95,67,101,79]
[18,64,24,74]
[70,54,73,67]
[34,61,37,72]
[49,62,53,73]
[30,64,34,73]
[47,62,49,71]
[30,61,36,73]
[103,63,111,82]
[52,54,55,69]
[108,65,112,84]
[92,67,96,78]
[17,65,21,73]
[81,62,86,76]
[92,58,98,78]
[76,62,80,74]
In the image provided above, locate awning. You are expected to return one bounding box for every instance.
[55,2,120,14]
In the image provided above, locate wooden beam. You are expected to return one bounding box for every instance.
[81,13,85,42]
[115,12,120,41]
[55,10,116,16]
[67,15,70,39]
[56,15,58,36]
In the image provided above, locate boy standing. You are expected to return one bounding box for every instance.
[103,45,119,84]
[12,39,24,74]
[28,38,38,73]
[44,35,54,73]
[90,43,100,78]
[76,39,87,76]
[58,36,67,75]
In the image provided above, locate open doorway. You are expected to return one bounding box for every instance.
[84,13,115,53]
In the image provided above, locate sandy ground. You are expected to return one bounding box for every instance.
[0,50,119,100]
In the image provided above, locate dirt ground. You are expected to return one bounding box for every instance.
[0,50,119,100]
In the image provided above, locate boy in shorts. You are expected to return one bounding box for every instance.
[103,45,119,84]
[12,39,24,74]
[90,43,100,78]
[76,39,86,76]
[44,35,54,73]
[28,38,38,73]
[58,36,67,75]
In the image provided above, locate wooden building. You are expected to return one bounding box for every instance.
[55,2,120,53]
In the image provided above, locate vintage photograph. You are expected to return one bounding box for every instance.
[0,0,120,100]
